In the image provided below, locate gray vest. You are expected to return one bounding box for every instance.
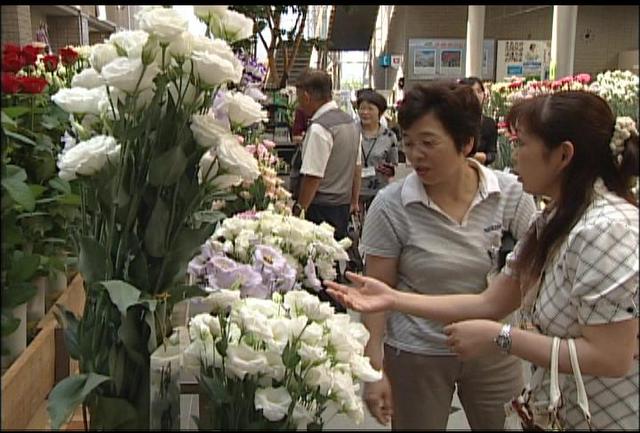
[308,108,359,206]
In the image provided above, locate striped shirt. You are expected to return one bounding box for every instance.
[358,124,399,198]
[362,159,537,355]
[503,184,639,430]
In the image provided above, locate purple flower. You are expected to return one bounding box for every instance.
[253,245,297,293]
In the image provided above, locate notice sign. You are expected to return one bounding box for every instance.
[391,55,402,69]
[408,38,495,80]
[497,40,551,81]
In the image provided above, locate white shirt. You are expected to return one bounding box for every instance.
[300,101,361,178]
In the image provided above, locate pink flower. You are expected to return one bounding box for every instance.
[236,135,245,145]
[262,139,276,150]
[574,73,591,84]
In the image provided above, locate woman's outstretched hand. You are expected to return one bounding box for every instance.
[324,271,396,313]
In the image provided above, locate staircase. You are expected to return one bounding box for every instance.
[272,41,313,88]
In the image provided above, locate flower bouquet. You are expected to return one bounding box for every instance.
[188,208,351,294]
[184,288,382,430]
[45,6,266,430]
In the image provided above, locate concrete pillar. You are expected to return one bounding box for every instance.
[465,5,485,78]
[48,16,81,53]
[1,5,33,46]
[550,5,578,80]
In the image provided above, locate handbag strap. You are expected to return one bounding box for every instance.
[567,338,592,427]
[548,336,562,412]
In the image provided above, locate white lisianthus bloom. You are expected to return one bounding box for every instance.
[90,43,120,73]
[263,350,286,382]
[217,10,254,43]
[225,91,268,127]
[194,5,228,20]
[284,290,321,316]
[190,37,241,73]
[197,149,220,184]
[254,387,292,422]
[292,401,316,426]
[57,135,120,181]
[190,114,230,148]
[168,77,203,107]
[346,322,370,348]
[202,288,241,311]
[52,87,108,115]
[108,30,150,59]
[138,7,188,44]
[305,301,335,322]
[304,363,333,394]
[300,321,325,345]
[183,338,222,373]
[191,50,243,87]
[244,297,280,318]
[226,342,269,379]
[101,57,159,93]
[211,174,243,190]
[349,355,383,382]
[216,134,260,182]
[233,305,273,342]
[71,68,105,89]
[297,341,327,363]
[165,31,192,65]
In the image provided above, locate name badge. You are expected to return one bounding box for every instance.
[361,166,376,178]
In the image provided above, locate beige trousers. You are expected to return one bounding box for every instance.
[384,344,524,430]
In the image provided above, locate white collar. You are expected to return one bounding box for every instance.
[401,158,502,207]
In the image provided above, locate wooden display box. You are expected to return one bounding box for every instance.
[1,274,85,430]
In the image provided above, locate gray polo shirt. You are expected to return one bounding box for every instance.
[359,124,399,199]
[362,160,537,355]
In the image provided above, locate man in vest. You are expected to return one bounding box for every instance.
[292,69,362,240]
[292,69,361,310]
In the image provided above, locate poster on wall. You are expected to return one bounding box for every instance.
[440,49,462,75]
[408,38,495,81]
[413,48,436,75]
[496,40,551,81]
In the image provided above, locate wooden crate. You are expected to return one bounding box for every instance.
[1,274,85,430]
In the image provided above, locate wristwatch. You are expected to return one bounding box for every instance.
[494,323,512,354]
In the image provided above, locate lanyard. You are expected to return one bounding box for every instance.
[361,135,379,167]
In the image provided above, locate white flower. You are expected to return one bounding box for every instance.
[217,135,260,182]
[52,87,107,115]
[346,322,370,348]
[244,85,267,102]
[300,321,325,345]
[183,338,222,373]
[108,30,150,59]
[165,31,193,64]
[101,57,159,93]
[349,355,383,382]
[90,43,120,73]
[191,50,243,87]
[305,362,333,394]
[225,91,268,127]
[292,401,316,426]
[197,149,220,184]
[232,304,273,341]
[194,5,228,20]
[57,135,120,181]
[298,341,327,363]
[226,342,269,379]
[263,350,286,381]
[254,387,292,422]
[168,77,203,107]
[71,68,105,89]
[217,10,254,43]
[190,114,230,148]
[244,297,280,318]
[138,7,188,44]
[202,288,241,311]
[212,174,243,190]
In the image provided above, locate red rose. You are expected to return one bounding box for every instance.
[59,47,79,66]
[16,75,48,94]
[3,44,21,57]
[24,44,45,56]
[2,53,23,73]
[508,81,523,89]
[20,45,40,67]
[1,72,22,93]
[574,73,591,85]
[43,54,59,72]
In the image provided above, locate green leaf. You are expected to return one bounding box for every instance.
[53,305,81,360]
[193,210,226,225]
[2,282,38,308]
[47,373,111,430]
[2,106,31,119]
[56,193,81,206]
[148,145,188,186]
[3,130,37,146]
[167,284,206,303]
[41,114,61,130]
[143,309,158,353]
[29,184,47,200]
[49,177,72,195]
[100,280,141,316]
[91,396,140,429]
[117,307,147,366]
[1,311,21,337]
[5,165,27,182]
[2,177,36,211]
[144,198,170,257]
[78,237,110,285]
[1,110,17,129]
[7,253,41,282]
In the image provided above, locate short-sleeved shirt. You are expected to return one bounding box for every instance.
[362,159,537,355]
[300,101,361,178]
[359,124,399,198]
[503,184,639,430]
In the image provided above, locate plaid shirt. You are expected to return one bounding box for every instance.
[504,186,639,430]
